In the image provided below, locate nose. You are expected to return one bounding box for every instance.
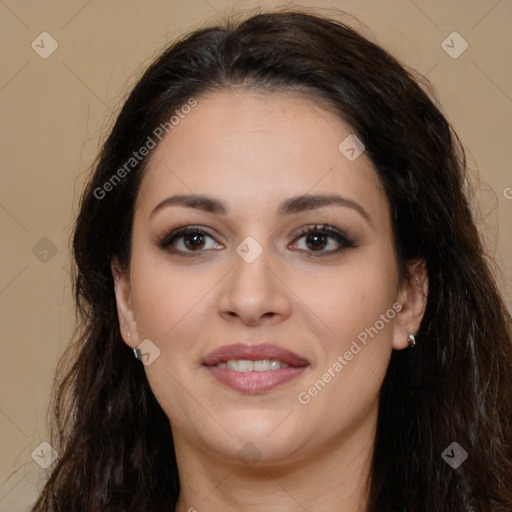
[217,244,292,327]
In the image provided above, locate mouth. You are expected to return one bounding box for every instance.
[202,343,309,394]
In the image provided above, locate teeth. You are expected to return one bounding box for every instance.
[226,360,239,371]
[237,360,254,372]
[253,359,270,371]
[218,359,290,371]
[270,360,283,370]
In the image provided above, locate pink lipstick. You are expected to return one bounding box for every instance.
[202,343,309,394]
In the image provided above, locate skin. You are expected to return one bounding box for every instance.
[112,90,428,512]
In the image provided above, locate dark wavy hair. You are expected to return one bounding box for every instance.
[30,7,512,512]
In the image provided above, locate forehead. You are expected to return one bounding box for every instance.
[135,89,386,219]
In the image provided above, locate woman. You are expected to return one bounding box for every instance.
[31,7,512,512]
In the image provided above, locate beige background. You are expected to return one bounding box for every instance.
[1,0,511,509]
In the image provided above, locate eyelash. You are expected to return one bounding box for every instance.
[156,223,355,259]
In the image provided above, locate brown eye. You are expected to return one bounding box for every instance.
[158,226,222,256]
[182,232,207,250]
[304,232,329,251]
[290,224,355,258]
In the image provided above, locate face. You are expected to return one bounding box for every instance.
[113,90,427,468]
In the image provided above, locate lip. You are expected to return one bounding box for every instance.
[202,343,309,394]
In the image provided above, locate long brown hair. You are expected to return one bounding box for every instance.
[30,7,512,511]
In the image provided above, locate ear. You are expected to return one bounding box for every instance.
[111,256,139,349]
[392,258,429,350]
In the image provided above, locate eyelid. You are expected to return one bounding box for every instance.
[155,224,217,248]
[156,223,356,257]
[289,224,355,255]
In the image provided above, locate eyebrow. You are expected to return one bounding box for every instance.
[149,193,371,223]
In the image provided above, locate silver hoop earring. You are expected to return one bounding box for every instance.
[407,333,416,348]
[127,331,140,359]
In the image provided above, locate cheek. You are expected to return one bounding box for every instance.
[293,266,396,434]
[291,256,398,350]
[129,245,214,341]
[128,251,212,423]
